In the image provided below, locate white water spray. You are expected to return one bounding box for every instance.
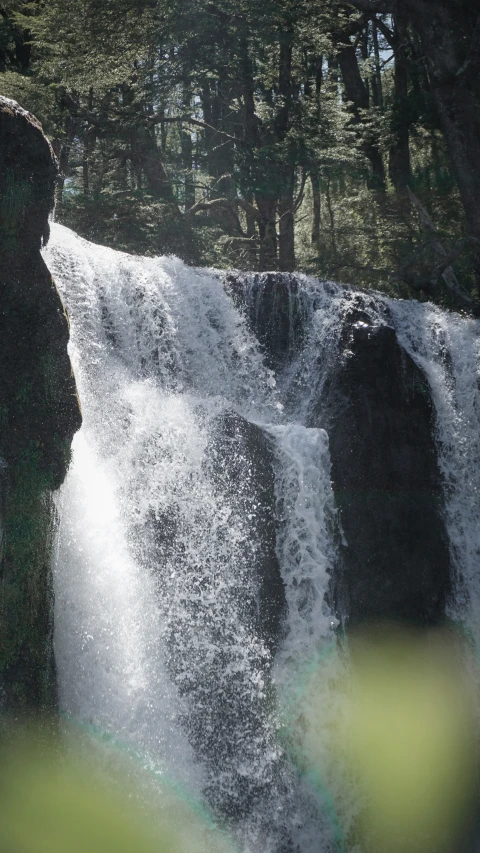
[44,225,338,852]
[44,225,480,851]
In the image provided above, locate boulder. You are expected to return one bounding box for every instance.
[0,97,82,710]
[0,97,56,251]
[227,272,452,629]
[224,272,308,370]
[205,410,286,654]
[317,317,451,627]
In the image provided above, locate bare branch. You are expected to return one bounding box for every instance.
[221,236,260,245]
[373,16,395,46]
[317,261,390,275]
[293,169,308,214]
[186,195,261,224]
[186,196,232,216]
[235,197,262,221]
[333,13,369,43]
[150,114,242,144]
[346,0,393,14]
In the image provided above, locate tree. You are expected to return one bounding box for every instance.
[348,0,480,283]
[0,0,478,310]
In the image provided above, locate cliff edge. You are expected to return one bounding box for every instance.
[0,97,82,710]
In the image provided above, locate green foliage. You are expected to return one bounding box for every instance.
[60,190,200,261]
[1,0,478,303]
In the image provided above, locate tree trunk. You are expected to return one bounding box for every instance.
[337,43,369,114]
[276,20,295,271]
[82,90,95,196]
[336,41,386,191]
[371,21,384,109]
[181,84,195,211]
[403,0,480,274]
[389,11,411,191]
[278,162,295,272]
[54,113,76,213]
[257,197,277,270]
[134,126,178,206]
[181,126,195,210]
[433,85,480,240]
[325,176,337,259]
[311,171,321,248]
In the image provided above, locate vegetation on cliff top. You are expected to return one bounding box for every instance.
[1,0,479,312]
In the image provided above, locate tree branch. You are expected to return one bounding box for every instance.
[346,0,393,14]
[186,195,261,224]
[235,197,262,221]
[317,261,390,275]
[456,13,480,85]
[293,169,308,213]
[149,113,243,145]
[332,13,369,43]
[373,16,395,46]
[186,196,232,216]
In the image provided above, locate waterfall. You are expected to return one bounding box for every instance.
[388,301,480,645]
[44,225,339,853]
[43,225,480,852]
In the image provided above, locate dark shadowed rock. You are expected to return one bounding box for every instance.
[318,318,451,627]
[0,97,82,710]
[156,410,287,825]
[227,273,452,630]
[0,97,57,251]
[224,272,309,370]
[205,410,286,654]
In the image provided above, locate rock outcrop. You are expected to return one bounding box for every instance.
[0,97,82,710]
[319,315,451,627]
[224,272,309,370]
[205,411,286,654]
[226,272,451,630]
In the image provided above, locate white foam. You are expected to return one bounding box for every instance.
[44,225,340,852]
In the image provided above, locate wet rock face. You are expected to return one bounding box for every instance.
[318,318,451,627]
[0,96,81,478]
[226,271,451,628]
[0,97,82,710]
[224,272,308,370]
[205,411,286,655]
[158,411,286,824]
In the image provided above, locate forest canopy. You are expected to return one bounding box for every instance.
[1,0,480,311]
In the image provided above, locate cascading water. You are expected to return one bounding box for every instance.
[44,225,339,853]
[43,225,480,852]
[388,302,480,647]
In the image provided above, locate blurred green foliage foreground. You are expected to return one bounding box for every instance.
[0,727,235,853]
[300,624,479,853]
[0,623,477,853]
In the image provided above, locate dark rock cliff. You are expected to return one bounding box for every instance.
[318,316,451,627]
[225,272,308,371]
[227,272,451,632]
[0,97,82,711]
[205,411,286,656]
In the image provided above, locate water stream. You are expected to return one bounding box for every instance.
[43,225,480,852]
